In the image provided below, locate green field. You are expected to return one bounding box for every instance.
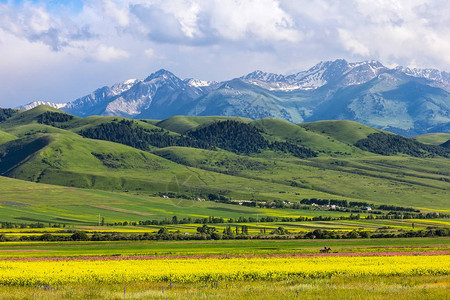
[0,237,447,258]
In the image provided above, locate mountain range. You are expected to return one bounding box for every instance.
[19,59,450,136]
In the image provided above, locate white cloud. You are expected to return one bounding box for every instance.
[337,29,370,57]
[102,0,130,27]
[209,0,301,42]
[1,0,450,107]
[93,45,129,62]
[144,48,155,57]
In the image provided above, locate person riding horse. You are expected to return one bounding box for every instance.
[320,246,331,253]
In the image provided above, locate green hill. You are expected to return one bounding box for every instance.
[299,120,381,144]
[0,105,72,128]
[0,105,448,219]
[414,133,450,145]
[251,118,367,156]
[156,115,252,134]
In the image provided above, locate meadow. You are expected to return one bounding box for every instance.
[0,108,449,298]
[0,237,448,258]
[1,275,448,299]
[0,241,448,299]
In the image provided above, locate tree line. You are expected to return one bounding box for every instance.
[355,132,450,158]
[188,120,317,158]
[0,108,18,122]
[3,227,448,242]
[37,111,73,125]
[80,119,213,150]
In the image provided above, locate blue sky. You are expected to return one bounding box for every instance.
[0,0,449,107]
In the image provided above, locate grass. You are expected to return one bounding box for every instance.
[0,175,370,226]
[414,133,450,145]
[0,237,448,258]
[156,115,252,134]
[251,118,368,156]
[298,120,382,144]
[0,275,448,299]
[153,146,450,210]
[0,130,16,144]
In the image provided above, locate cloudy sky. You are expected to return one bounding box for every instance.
[1,0,449,107]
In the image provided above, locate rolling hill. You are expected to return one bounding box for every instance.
[0,105,449,227]
[414,133,450,146]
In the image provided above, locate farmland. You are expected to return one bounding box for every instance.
[0,107,449,298]
[0,237,448,258]
[0,239,448,299]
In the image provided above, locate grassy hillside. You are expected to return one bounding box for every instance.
[0,175,368,226]
[0,105,71,129]
[156,115,252,134]
[0,105,448,221]
[414,133,450,145]
[0,130,343,203]
[251,118,367,156]
[299,120,381,144]
[0,130,16,144]
[153,146,450,210]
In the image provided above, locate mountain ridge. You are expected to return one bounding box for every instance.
[17,59,450,136]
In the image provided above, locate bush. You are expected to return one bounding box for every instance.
[71,231,89,241]
[40,233,54,241]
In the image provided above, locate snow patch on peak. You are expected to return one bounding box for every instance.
[397,66,450,84]
[185,78,217,87]
[104,96,151,117]
[124,79,138,85]
[242,70,287,82]
[18,101,67,110]
[110,78,140,95]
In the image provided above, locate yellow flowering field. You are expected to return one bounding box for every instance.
[0,255,448,286]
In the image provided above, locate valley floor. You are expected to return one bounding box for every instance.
[0,238,448,299]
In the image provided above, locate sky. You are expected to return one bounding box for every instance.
[1,0,450,107]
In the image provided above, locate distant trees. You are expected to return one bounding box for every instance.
[271,226,289,235]
[37,112,73,125]
[80,119,317,159]
[188,120,269,154]
[0,108,18,122]
[80,119,213,150]
[197,224,217,235]
[355,133,450,158]
[268,141,317,158]
[0,226,448,243]
[188,120,317,158]
[71,231,89,241]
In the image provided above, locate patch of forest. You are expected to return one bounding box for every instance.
[188,120,317,158]
[355,133,450,158]
[0,108,19,122]
[38,111,74,127]
[441,139,450,149]
[80,119,213,150]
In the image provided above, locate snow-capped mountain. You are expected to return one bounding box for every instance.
[16,59,450,136]
[242,59,390,90]
[60,69,216,119]
[396,66,450,83]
